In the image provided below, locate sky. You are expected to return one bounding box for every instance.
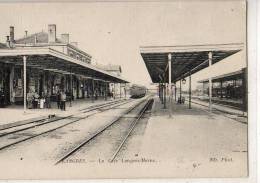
[0,1,246,89]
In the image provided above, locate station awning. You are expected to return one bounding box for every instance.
[0,47,128,83]
[198,68,245,83]
[140,43,244,83]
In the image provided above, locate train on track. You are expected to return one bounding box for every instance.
[129,84,147,98]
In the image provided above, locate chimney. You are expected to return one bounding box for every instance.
[6,36,10,48]
[25,30,28,37]
[48,24,56,43]
[71,42,78,47]
[61,33,69,44]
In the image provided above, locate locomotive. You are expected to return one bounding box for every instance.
[129,84,147,98]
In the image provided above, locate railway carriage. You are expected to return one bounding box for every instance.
[129,84,146,98]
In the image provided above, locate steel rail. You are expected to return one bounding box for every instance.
[110,99,153,161]
[0,99,135,152]
[0,116,70,138]
[0,99,129,132]
[55,98,149,165]
[0,99,131,136]
[79,99,128,112]
[190,100,247,124]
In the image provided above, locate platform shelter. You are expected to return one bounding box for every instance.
[0,47,128,112]
[140,43,244,116]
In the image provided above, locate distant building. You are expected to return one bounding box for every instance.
[95,64,122,77]
[95,64,124,97]
[7,25,92,64]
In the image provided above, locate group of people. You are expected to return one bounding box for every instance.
[27,89,67,111]
[56,90,67,111]
[27,90,43,109]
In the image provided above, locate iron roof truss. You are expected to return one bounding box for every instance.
[140,43,244,83]
[0,47,128,83]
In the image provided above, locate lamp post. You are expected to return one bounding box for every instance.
[208,52,212,111]
[168,53,172,117]
[23,56,27,113]
[189,72,191,109]
[70,66,72,107]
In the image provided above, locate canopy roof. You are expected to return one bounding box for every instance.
[0,47,128,83]
[140,43,244,83]
[198,68,245,83]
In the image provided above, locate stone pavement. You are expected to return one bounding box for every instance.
[138,96,248,177]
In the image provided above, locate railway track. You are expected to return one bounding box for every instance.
[190,100,247,124]
[0,98,135,152]
[110,99,153,161]
[55,98,153,165]
[0,99,130,135]
[0,99,128,132]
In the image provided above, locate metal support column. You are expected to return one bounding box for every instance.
[120,83,122,98]
[189,72,191,109]
[23,56,27,113]
[92,79,95,103]
[161,83,164,104]
[124,83,127,99]
[158,83,161,100]
[105,82,107,101]
[70,66,72,107]
[168,53,172,117]
[162,83,164,103]
[160,83,164,104]
[175,82,177,102]
[9,66,14,103]
[242,68,247,113]
[163,84,166,109]
[179,80,182,103]
[160,84,163,103]
[158,83,160,100]
[113,83,116,99]
[208,52,212,111]
[220,80,223,98]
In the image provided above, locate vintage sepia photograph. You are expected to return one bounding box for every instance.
[0,0,251,179]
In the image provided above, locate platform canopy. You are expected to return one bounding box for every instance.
[140,43,244,83]
[0,47,128,83]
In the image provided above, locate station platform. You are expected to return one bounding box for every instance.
[190,96,246,116]
[138,96,247,177]
[0,97,125,127]
[191,98,246,116]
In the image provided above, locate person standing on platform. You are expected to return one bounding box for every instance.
[46,91,51,109]
[95,88,98,100]
[60,91,66,111]
[56,90,61,109]
[33,92,39,109]
[27,89,34,109]
[111,88,114,99]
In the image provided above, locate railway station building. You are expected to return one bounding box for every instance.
[0,25,128,108]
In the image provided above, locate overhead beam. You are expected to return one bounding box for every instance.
[140,43,244,53]
[0,47,129,83]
